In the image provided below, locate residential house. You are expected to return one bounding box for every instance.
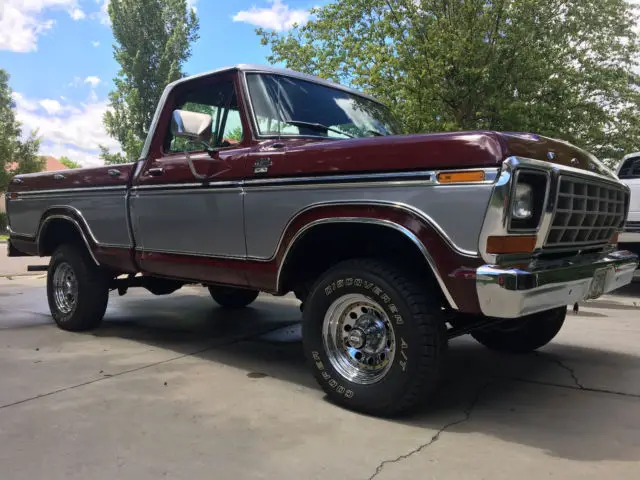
[1,156,69,214]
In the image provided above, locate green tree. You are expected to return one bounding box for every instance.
[259,0,640,166]
[58,156,82,169]
[0,69,43,191]
[101,0,199,164]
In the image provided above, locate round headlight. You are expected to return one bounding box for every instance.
[512,183,533,219]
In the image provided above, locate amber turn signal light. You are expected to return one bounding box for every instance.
[437,170,485,183]
[486,235,537,254]
[609,232,619,244]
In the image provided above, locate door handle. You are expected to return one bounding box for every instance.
[147,167,164,177]
[53,173,65,180]
[108,169,121,177]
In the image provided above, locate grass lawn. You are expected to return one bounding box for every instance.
[0,235,8,242]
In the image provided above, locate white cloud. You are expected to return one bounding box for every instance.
[13,92,121,167]
[11,92,40,112]
[39,99,63,114]
[70,7,85,20]
[44,144,105,167]
[91,40,100,47]
[232,0,309,31]
[0,1,86,52]
[84,76,101,87]
[95,0,110,26]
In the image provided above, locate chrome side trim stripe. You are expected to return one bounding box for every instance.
[11,168,499,196]
[128,167,499,192]
[135,247,246,260]
[15,185,127,197]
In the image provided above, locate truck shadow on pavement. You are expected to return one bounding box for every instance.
[87,290,640,464]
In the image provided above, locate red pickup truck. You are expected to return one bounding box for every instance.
[6,64,638,416]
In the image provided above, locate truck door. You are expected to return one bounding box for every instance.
[130,73,252,285]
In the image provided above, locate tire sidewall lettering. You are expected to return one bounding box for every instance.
[311,274,414,401]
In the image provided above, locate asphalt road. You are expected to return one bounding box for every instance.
[1,244,640,479]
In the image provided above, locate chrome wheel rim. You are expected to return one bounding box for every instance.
[52,262,78,315]
[322,293,396,385]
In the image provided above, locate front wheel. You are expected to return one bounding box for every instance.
[302,259,447,416]
[471,306,567,354]
[47,244,109,331]
[208,285,259,308]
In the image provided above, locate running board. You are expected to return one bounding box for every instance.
[27,265,48,272]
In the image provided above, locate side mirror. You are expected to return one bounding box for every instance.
[170,109,213,142]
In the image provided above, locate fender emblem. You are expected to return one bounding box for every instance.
[547,152,556,161]
[253,157,272,174]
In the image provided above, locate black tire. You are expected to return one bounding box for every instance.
[302,258,447,416]
[208,285,259,308]
[471,306,567,354]
[47,244,109,332]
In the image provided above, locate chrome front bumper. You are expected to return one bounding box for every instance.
[476,250,638,318]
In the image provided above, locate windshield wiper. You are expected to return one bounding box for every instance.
[283,120,354,138]
[366,130,384,137]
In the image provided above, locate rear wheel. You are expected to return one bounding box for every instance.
[47,244,109,331]
[302,258,447,416]
[470,307,567,353]
[208,285,259,308]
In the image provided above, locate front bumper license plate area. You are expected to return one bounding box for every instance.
[586,267,611,300]
[475,250,638,318]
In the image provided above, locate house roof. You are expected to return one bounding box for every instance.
[42,156,68,171]
[5,156,69,173]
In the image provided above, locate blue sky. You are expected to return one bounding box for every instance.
[0,0,317,166]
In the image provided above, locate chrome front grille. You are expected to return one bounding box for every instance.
[545,176,627,247]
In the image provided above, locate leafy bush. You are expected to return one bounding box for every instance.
[0,211,7,233]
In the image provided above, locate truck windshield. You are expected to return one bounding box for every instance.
[245,73,402,139]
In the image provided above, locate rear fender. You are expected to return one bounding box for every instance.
[37,207,99,265]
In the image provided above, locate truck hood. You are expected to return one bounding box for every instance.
[284,130,616,179]
[493,132,616,179]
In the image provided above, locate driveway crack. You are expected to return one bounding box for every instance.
[367,381,494,480]
[534,352,584,389]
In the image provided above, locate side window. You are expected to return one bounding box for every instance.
[166,79,244,153]
[619,157,640,179]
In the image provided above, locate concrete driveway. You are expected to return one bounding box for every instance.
[1,245,639,479]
